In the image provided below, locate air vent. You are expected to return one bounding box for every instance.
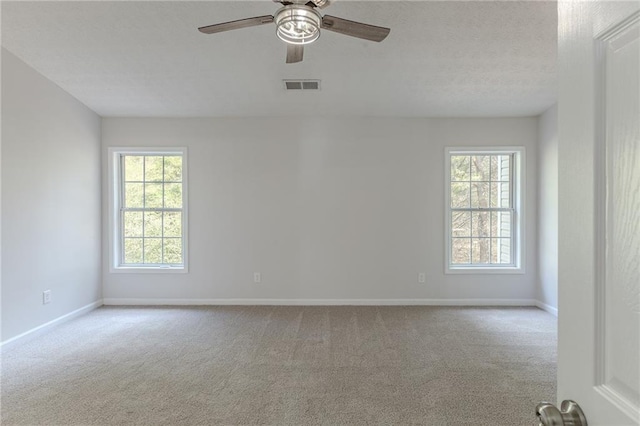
[283,79,321,91]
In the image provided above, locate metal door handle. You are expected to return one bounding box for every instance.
[536,400,587,426]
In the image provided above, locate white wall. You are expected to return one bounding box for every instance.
[537,104,558,314]
[102,117,538,303]
[1,49,102,341]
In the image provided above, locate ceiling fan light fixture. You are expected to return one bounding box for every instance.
[275,5,322,45]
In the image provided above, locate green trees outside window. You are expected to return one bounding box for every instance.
[120,155,184,266]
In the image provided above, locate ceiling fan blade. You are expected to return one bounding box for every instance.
[321,15,390,42]
[198,15,274,34]
[286,44,304,63]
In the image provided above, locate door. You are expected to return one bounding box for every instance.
[558,1,640,425]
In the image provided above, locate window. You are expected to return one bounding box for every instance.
[445,147,524,273]
[109,148,187,271]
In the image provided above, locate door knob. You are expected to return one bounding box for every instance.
[536,400,587,426]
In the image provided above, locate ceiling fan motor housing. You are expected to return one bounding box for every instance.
[275,5,322,45]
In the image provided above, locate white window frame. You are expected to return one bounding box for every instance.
[108,147,188,273]
[444,146,525,274]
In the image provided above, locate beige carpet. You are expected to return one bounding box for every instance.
[1,306,556,425]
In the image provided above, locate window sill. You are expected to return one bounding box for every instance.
[445,266,524,275]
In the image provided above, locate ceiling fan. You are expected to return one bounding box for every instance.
[198,0,391,64]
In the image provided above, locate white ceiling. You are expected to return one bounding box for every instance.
[1,1,557,118]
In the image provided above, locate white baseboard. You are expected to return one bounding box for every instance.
[535,300,558,316]
[103,298,537,307]
[1,300,103,348]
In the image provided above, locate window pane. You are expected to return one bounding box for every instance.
[471,238,490,264]
[490,238,500,263]
[490,183,500,208]
[499,183,511,207]
[470,182,489,208]
[489,155,500,181]
[124,156,144,182]
[123,211,143,237]
[451,156,470,181]
[144,183,163,208]
[497,155,510,181]
[492,211,512,238]
[452,211,470,237]
[144,238,163,263]
[471,211,490,237]
[163,238,182,264]
[499,238,511,263]
[144,211,162,237]
[164,212,182,237]
[490,181,511,208]
[164,183,182,208]
[452,238,471,264]
[164,156,182,182]
[124,183,144,208]
[451,183,470,208]
[491,211,498,236]
[124,238,143,264]
[145,156,164,182]
[471,155,490,181]
[490,238,512,264]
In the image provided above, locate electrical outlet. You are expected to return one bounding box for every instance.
[43,290,51,304]
[254,272,261,284]
[418,273,426,284]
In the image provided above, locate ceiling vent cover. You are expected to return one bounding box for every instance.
[283,79,321,91]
